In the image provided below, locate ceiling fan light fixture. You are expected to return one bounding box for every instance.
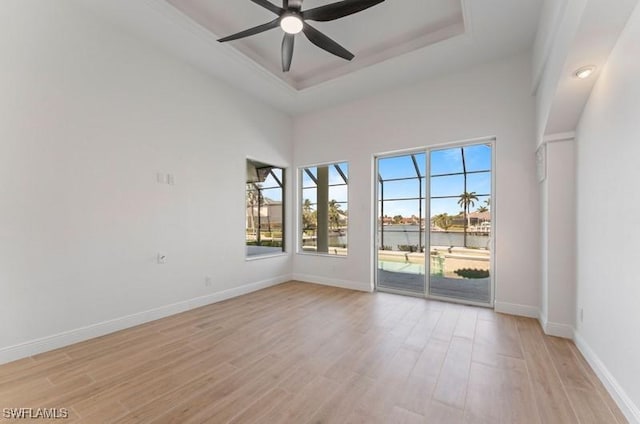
[280,14,303,34]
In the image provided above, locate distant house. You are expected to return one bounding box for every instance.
[246,201,283,230]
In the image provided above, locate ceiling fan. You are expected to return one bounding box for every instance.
[218,0,386,72]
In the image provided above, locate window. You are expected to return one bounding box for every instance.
[300,162,348,256]
[246,159,285,258]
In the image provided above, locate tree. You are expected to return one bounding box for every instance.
[393,215,403,225]
[302,198,315,230]
[477,206,488,213]
[433,213,453,231]
[328,200,344,230]
[458,191,479,246]
[246,184,259,236]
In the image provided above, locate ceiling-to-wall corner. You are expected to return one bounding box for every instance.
[531,0,569,94]
[76,0,301,114]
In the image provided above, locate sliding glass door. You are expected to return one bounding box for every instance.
[376,153,426,295]
[428,144,492,304]
[375,141,494,306]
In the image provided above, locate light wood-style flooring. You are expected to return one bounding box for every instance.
[0,282,626,423]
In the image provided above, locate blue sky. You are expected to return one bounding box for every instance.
[378,144,492,217]
[256,144,491,217]
[255,168,284,203]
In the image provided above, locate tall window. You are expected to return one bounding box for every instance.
[300,162,348,256]
[246,159,285,258]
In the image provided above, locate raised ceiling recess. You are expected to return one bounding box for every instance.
[166,0,466,90]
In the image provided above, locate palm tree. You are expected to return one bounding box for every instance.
[328,200,343,230]
[302,198,315,230]
[246,184,259,238]
[458,191,479,247]
[477,206,488,213]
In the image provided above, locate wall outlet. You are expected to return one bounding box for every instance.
[157,253,167,264]
[167,173,175,185]
[205,276,213,287]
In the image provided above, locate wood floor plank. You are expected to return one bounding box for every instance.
[544,335,621,424]
[179,355,300,424]
[348,347,421,423]
[475,314,523,359]
[388,406,426,424]
[403,309,442,350]
[43,344,198,417]
[566,342,628,424]
[453,307,478,341]
[74,401,129,424]
[464,360,540,424]
[115,362,238,424]
[425,400,465,424]
[227,388,291,424]
[0,282,624,424]
[305,372,374,424]
[431,308,462,342]
[258,375,340,424]
[432,336,473,409]
[516,318,579,424]
[396,338,449,414]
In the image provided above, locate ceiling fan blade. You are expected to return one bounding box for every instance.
[302,23,354,61]
[302,0,385,22]
[218,18,280,42]
[250,0,283,15]
[282,34,295,72]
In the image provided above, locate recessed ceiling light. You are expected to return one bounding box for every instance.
[574,66,596,79]
[280,14,303,35]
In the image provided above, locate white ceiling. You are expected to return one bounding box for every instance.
[77,0,543,115]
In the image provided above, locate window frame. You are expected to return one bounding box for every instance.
[297,160,349,258]
[245,158,287,260]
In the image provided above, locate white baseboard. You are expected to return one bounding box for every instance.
[542,320,575,339]
[494,301,539,318]
[537,311,575,339]
[0,274,290,365]
[574,332,640,424]
[291,273,373,293]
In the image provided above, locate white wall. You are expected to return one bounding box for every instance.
[293,53,540,314]
[532,0,569,94]
[0,0,292,362]
[539,138,576,338]
[575,2,640,420]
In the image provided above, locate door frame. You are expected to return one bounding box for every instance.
[373,137,496,308]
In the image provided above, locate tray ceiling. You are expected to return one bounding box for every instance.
[166,0,466,89]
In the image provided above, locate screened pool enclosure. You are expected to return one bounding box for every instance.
[376,143,493,304]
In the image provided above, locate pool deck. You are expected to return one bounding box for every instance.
[377,269,490,303]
